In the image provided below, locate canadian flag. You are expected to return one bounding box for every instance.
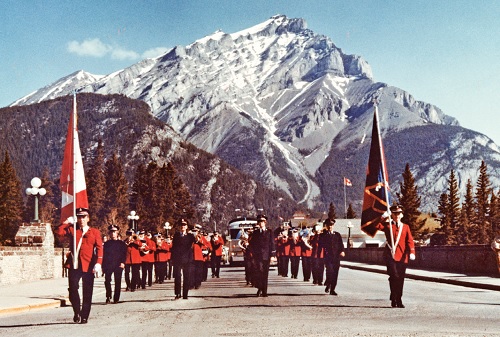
[60,95,88,222]
[343,177,352,186]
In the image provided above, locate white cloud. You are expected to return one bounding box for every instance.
[111,48,140,60]
[67,38,111,57]
[142,47,170,59]
[67,38,169,62]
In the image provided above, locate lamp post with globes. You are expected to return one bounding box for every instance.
[25,177,46,223]
[346,221,353,251]
[164,221,171,236]
[128,211,139,232]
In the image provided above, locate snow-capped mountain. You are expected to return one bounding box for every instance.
[12,15,500,212]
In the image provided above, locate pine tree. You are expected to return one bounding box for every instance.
[446,170,461,245]
[327,202,337,220]
[459,179,475,244]
[86,139,106,221]
[346,203,357,219]
[474,160,492,243]
[0,151,24,245]
[397,163,426,236]
[102,153,129,233]
[489,191,499,238]
[437,192,449,234]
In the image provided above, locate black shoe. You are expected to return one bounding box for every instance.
[183,296,188,299]
[125,287,130,291]
[175,294,181,300]
[391,300,397,308]
[73,314,80,323]
[257,290,262,297]
[262,293,268,297]
[106,297,111,304]
[397,301,405,308]
[330,290,338,296]
[325,285,330,293]
[317,282,323,285]
[80,318,88,324]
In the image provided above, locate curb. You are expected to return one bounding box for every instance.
[341,263,500,292]
[0,298,66,316]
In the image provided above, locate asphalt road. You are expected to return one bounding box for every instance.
[0,266,499,337]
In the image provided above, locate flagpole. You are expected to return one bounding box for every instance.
[343,178,347,219]
[374,103,395,257]
[72,91,77,269]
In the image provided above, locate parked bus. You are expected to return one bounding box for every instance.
[225,217,257,266]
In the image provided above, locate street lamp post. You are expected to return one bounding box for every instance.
[346,221,353,251]
[127,211,139,232]
[25,177,46,223]
[164,221,171,236]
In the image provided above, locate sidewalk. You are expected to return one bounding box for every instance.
[1,263,499,316]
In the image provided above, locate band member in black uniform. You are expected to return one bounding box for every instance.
[102,224,127,303]
[248,214,275,297]
[318,218,345,295]
[171,218,195,299]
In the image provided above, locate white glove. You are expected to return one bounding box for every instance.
[93,263,102,274]
[409,253,416,261]
[382,211,391,219]
[65,216,75,224]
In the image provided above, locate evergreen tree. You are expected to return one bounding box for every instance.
[158,163,175,231]
[459,179,475,244]
[0,151,24,245]
[130,163,147,232]
[474,160,492,243]
[489,191,499,238]
[327,202,337,220]
[346,203,357,219]
[103,153,129,233]
[397,163,426,236]
[437,192,449,235]
[446,170,461,245]
[86,139,106,221]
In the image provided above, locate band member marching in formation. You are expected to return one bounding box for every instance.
[102,224,127,304]
[318,219,345,296]
[154,234,169,284]
[248,214,275,297]
[139,231,156,289]
[210,231,225,278]
[377,205,415,308]
[300,227,313,282]
[171,218,195,299]
[289,229,301,279]
[124,229,142,292]
[56,207,103,324]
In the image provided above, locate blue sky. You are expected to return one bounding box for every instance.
[1,0,499,144]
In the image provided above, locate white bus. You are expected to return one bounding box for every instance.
[225,217,257,266]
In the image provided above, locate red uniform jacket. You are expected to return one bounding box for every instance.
[193,235,210,261]
[56,223,103,273]
[125,238,142,264]
[155,241,170,262]
[210,236,225,256]
[289,238,301,257]
[379,221,415,263]
[140,237,156,263]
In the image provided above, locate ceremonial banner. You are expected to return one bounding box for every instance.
[343,177,352,186]
[60,94,88,223]
[361,106,392,237]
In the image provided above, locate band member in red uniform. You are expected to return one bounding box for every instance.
[56,207,103,324]
[248,214,275,297]
[378,205,416,308]
[165,235,173,280]
[102,224,127,304]
[300,227,313,282]
[318,219,345,295]
[171,218,195,299]
[139,231,156,289]
[210,231,225,278]
[192,225,208,289]
[310,225,324,286]
[154,234,169,284]
[124,230,142,292]
[289,229,301,279]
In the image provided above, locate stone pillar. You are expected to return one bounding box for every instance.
[15,222,55,279]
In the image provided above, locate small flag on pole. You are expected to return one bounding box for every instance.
[343,177,352,186]
[60,94,88,223]
[361,105,392,237]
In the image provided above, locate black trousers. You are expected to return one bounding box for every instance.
[324,260,341,291]
[68,268,95,320]
[312,258,324,284]
[290,256,300,278]
[211,255,222,277]
[174,261,192,298]
[141,261,153,287]
[255,259,270,295]
[386,258,407,303]
[155,261,167,283]
[125,264,141,290]
[104,266,123,302]
[301,256,312,281]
